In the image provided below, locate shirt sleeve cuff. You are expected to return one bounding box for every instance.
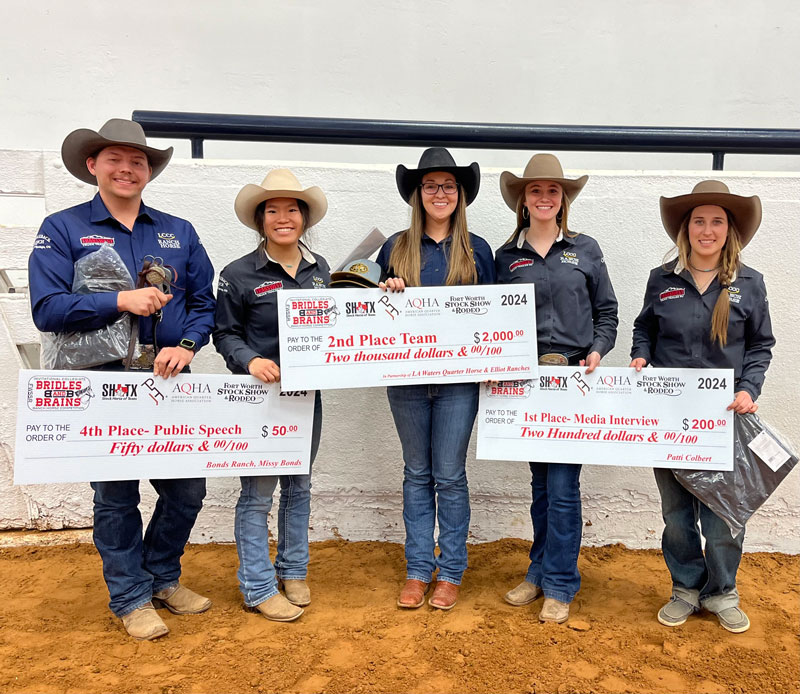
[95,292,122,321]
[238,349,262,373]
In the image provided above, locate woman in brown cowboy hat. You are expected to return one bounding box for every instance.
[377,147,496,611]
[213,169,330,622]
[630,180,775,633]
[494,153,619,623]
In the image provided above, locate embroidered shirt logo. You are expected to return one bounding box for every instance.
[560,251,579,265]
[727,286,742,304]
[80,234,115,247]
[660,287,685,302]
[33,233,52,250]
[312,276,326,288]
[157,232,181,249]
[509,258,534,272]
[254,280,283,297]
[217,277,232,294]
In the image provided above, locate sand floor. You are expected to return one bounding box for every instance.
[0,536,797,694]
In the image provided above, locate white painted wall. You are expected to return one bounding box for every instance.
[2,1,800,171]
[1,149,798,552]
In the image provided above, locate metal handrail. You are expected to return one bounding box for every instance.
[132,110,800,170]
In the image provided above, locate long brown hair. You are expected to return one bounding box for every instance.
[671,209,742,346]
[505,187,579,244]
[388,187,477,286]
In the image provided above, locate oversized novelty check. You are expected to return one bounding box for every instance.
[477,367,734,470]
[278,285,538,390]
[15,371,314,484]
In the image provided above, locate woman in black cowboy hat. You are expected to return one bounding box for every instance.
[377,147,495,611]
[494,153,619,624]
[630,181,775,634]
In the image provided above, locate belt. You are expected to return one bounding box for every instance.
[538,349,588,366]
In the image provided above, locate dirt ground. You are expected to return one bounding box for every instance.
[0,536,797,694]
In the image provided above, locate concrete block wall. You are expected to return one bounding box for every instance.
[1,149,798,552]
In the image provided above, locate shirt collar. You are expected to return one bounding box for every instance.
[89,193,153,225]
[515,227,568,249]
[255,241,317,270]
[669,256,739,283]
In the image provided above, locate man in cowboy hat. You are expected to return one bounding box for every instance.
[28,118,216,640]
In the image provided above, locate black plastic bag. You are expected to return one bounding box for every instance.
[673,413,798,537]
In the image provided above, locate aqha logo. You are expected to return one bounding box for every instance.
[406,298,439,309]
[172,382,211,395]
[597,375,631,388]
[660,287,685,302]
[80,235,114,247]
[509,258,534,272]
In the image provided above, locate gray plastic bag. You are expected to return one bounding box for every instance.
[672,413,798,537]
[40,245,136,369]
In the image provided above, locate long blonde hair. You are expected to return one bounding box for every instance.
[505,188,578,244]
[388,188,477,286]
[671,209,742,346]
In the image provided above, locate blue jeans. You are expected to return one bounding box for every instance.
[387,382,478,585]
[235,393,322,607]
[654,468,744,612]
[91,477,206,617]
[526,462,583,603]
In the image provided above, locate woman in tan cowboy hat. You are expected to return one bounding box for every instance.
[630,181,775,633]
[377,147,496,611]
[495,153,619,623]
[213,169,330,622]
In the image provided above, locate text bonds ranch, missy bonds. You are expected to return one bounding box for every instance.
[277,285,540,390]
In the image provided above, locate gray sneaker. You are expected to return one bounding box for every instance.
[715,606,750,633]
[657,597,696,627]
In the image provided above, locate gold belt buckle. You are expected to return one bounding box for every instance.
[538,352,568,366]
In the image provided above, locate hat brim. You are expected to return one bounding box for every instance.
[61,128,173,185]
[499,171,588,212]
[329,276,380,288]
[396,162,480,206]
[659,192,762,247]
[234,184,328,231]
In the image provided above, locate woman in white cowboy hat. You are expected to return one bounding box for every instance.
[377,147,496,611]
[495,153,619,623]
[213,169,330,622]
[630,181,775,633]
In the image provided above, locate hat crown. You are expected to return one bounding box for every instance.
[417,147,459,170]
[691,180,731,196]
[258,168,305,194]
[96,119,148,148]
[521,153,565,181]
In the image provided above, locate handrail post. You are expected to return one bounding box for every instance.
[190,138,204,159]
[712,151,725,170]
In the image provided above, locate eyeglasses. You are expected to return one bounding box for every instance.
[420,182,459,196]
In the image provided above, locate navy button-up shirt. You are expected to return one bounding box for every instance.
[495,229,618,357]
[631,260,774,399]
[376,231,496,286]
[28,193,215,349]
[213,244,331,372]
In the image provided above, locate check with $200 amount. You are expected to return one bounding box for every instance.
[477,367,734,470]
